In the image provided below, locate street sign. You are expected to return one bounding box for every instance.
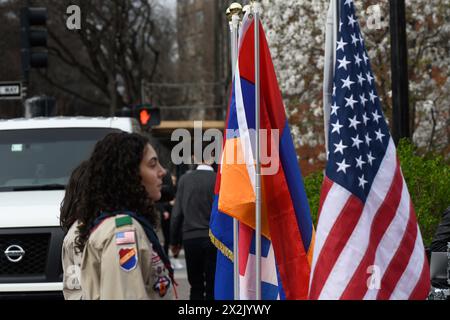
[0,82,22,100]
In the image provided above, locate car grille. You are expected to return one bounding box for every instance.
[0,234,50,275]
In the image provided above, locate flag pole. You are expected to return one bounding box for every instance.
[226,7,234,74]
[252,0,262,300]
[323,0,339,152]
[227,2,242,300]
[336,0,340,59]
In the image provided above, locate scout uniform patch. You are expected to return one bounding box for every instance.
[118,247,138,271]
[153,276,171,297]
[115,216,138,272]
[115,231,136,245]
[150,249,171,297]
[115,215,132,228]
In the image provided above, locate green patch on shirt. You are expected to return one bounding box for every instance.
[115,215,132,228]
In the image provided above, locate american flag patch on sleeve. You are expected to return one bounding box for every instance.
[115,231,136,245]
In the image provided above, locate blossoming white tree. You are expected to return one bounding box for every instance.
[261,0,450,167]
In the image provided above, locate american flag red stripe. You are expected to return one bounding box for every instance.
[309,195,363,300]
[409,254,432,299]
[317,177,333,220]
[389,223,428,299]
[340,161,403,299]
[376,200,418,299]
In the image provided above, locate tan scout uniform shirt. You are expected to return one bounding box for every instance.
[80,215,173,300]
[62,221,82,300]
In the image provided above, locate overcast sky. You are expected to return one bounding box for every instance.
[159,0,176,10]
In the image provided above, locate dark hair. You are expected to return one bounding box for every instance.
[75,132,157,251]
[60,161,89,233]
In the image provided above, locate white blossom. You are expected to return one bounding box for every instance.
[261,0,450,160]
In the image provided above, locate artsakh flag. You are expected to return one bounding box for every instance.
[209,11,315,300]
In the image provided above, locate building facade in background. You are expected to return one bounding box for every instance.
[174,0,232,121]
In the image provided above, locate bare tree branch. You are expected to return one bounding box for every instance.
[47,31,108,95]
[0,0,176,116]
[37,70,108,108]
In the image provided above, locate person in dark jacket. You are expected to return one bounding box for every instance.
[430,206,450,253]
[429,206,450,289]
[170,159,217,300]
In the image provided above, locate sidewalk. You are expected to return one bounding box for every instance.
[169,249,190,300]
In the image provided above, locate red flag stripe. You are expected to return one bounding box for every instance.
[309,182,352,289]
[387,216,429,299]
[239,22,286,130]
[362,174,415,299]
[238,223,253,276]
[340,160,403,299]
[408,249,431,300]
[376,199,418,299]
[390,226,428,299]
[308,195,364,299]
[317,176,333,221]
[263,160,310,299]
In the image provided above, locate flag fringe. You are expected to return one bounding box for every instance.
[209,229,234,261]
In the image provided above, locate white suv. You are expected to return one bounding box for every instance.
[0,117,140,298]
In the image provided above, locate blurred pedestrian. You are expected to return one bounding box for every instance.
[60,160,89,300]
[75,132,175,300]
[170,153,216,300]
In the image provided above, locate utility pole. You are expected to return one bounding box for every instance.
[390,0,410,145]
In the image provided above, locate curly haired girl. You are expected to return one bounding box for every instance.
[74,132,174,300]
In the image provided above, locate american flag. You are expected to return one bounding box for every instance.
[308,0,430,300]
[115,231,136,245]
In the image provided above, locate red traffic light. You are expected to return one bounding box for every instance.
[133,105,160,128]
[139,109,151,125]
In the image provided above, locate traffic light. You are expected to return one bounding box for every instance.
[20,7,48,72]
[133,104,161,129]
